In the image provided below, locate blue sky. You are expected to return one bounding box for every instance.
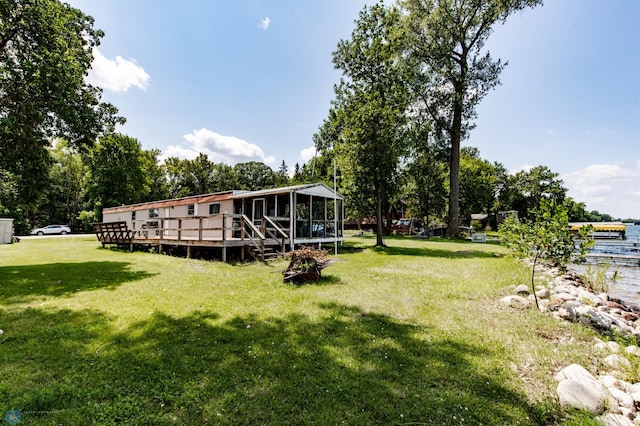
[67,0,640,219]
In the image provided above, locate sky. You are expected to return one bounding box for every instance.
[66,0,640,219]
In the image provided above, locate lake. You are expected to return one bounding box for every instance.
[571,225,640,307]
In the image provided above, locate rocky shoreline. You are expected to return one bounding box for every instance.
[501,265,640,425]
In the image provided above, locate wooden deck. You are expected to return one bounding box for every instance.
[94,214,289,262]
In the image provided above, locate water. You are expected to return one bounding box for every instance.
[571,225,640,306]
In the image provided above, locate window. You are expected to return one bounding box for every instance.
[209,203,220,215]
[149,208,159,218]
[187,204,195,216]
[131,211,136,220]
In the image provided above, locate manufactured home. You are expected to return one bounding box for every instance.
[97,183,344,261]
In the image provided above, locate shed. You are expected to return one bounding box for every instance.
[0,218,14,244]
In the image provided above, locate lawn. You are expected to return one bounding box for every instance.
[0,235,605,425]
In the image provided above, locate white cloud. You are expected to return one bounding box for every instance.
[260,16,271,30]
[299,146,317,164]
[163,128,275,165]
[563,163,640,219]
[509,164,534,175]
[87,48,150,93]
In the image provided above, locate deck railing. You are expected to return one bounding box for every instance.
[130,214,275,260]
[263,216,289,254]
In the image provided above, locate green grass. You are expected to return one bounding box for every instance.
[0,235,613,424]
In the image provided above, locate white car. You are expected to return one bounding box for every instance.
[31,225,71,235]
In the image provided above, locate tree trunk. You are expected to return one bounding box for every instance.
[446,103,462,237]
[375,190,385,247]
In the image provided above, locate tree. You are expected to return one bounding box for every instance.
[276,160,290,187]
[329,3,409,246]
[500,200,593,310]
[0,0,123,226]
[86,133,149,218]
[182,153,217,195]
[0,168,17,216]
[507,165,567,220]
[234,162,276,191]
[211,163,237,193]
[400,117,448,226]
[400,0,542,237]
[44,140,88,231]
[140,149,169,202]
[458,149,499,222]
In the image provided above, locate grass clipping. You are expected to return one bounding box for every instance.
[282,246,336,284]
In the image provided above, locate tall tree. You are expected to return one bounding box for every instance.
[234,161,276,191]
[458,148,499,222]
[0,0,123,227]
[86,133,149,218]
[506,165,567,220]
[400,0,542,237]
[329,3,409,246]
[276,160,290,187]
[44,140,88,231]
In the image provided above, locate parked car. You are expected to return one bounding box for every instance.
[30,224,71,235]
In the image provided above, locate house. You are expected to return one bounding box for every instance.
[98,183,344,261]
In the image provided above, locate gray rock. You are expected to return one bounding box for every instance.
[608,386,636,411]
[554,292,576,302]
[600,375,627,390]
[605,354,631,370]
[556,364,599,385]
[558,305,577,320]
[500,295,530,309]
[514,284,530,295]
[557,379,605,414]
[536,288,550,299]
[594,341,622,353]
[627,383,640,403]
[597,413,635,426]
[592,312,614,330]
[625,346,640,357]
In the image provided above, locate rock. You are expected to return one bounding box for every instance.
[609,387,636,411]
[514,284,530,295]
[557,379,605,414]
[554,292,576,302]
[605,354,631,370]
[558,305,577,320]
[576,305,596,317]
[592,312,614,330]
[625,346,640,357]
[627,383,640,403]
[600,375,626,390]
[536,288,550,299]
[594,341,622,353]
[500,295,530,309]
[556,364,600,385]
[607,299,627,311]
[598,413,635,426]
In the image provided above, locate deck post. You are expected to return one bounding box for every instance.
[222,246,227,262]
[198,218,203,241]
[222,214,226,243]
[187,245,191,258]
